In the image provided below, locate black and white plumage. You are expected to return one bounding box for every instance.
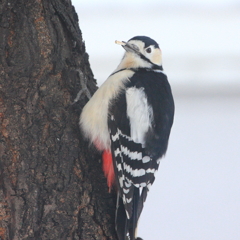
[80,36,174,240]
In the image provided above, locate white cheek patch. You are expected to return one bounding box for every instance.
[151,48,162,65]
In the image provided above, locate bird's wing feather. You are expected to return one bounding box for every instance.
[109,70,174,240]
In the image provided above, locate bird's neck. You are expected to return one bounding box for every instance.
[116,53,163,72]
[116,53,151,70]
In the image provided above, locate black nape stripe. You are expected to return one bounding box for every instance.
[109,68,127,76]
[110,64,163,77]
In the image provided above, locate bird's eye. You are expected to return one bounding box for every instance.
[146,47,152,53]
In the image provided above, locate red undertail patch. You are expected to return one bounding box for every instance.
[102,150,115,192]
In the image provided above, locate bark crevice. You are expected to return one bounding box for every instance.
[0,0,116,239]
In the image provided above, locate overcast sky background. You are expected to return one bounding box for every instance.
[73,0,240,88]
[72,1,240,239]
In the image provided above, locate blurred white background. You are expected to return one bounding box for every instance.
[72,0,240,239]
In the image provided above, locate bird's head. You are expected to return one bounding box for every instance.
[115,36,162,70]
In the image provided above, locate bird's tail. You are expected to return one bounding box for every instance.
[116,188,146,240]
[129,188,139,240]
[115,192,129,240]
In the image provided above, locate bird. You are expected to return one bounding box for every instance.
[79,36,174,240]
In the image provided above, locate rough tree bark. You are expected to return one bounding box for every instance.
[0,0,117,239]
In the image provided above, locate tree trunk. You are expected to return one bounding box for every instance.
[0,0,116,239]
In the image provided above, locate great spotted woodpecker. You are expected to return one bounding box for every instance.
[80,36,174,240]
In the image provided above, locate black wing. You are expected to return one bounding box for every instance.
[109,69,174,239]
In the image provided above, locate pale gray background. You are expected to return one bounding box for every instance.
[72,0,240,239]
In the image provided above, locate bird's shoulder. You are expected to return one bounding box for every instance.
[126,68,169,89]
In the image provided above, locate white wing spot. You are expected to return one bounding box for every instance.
[140,182,147,187]
[123,188,130,194]
[125,181,131,188]
[142,156,151,163]
[146,168,156,174]
[111,131,120,142]
[123,163,146,177]
[121,146,142,160]
[117,163,122,171]
[114,148,121,157]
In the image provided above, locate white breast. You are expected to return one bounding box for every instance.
[79,69,134,150]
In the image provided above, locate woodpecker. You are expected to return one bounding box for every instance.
[80,36,174,240]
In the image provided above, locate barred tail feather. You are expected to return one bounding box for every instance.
[115,187,145,240]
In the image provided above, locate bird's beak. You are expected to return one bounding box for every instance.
[115,40,139,53]
[115,40,126,46]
